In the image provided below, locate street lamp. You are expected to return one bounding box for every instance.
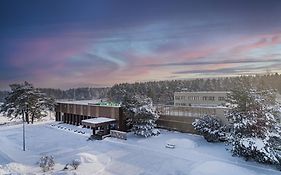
[22,103,27,151]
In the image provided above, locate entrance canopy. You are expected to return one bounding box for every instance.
[81,117,116,128]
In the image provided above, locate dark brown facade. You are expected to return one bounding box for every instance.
[55,102,207,134]
[55,102,126,131]
[156,115,198,133]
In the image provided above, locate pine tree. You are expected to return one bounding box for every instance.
[1,81,55,123]
[121,95,160,137]
[226,87,281,165]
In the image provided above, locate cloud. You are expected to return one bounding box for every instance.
[1,1,281,89]
[173,63,281,75]
[143,58,281,67]
[231,34,281,53]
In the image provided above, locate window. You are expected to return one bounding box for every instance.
[202,96,214,101]
[218,97,225,101]
[175,96,180,100]
[202,96,208,101]
[188,96,200,101]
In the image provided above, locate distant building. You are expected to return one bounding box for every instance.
[174,91,229,107]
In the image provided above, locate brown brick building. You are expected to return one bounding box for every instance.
[55,101,126,131]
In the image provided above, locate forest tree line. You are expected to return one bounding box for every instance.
[108,73,281,104]
[1,73,281,104]
[0,87,110,102]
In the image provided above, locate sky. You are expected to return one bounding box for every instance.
[1,0,281,89]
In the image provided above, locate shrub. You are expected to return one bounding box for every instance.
[63,159,81,170]
[38,155,55,172]
[70,159,81,170]
[192,115,226,142]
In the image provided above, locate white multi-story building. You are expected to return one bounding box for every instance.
[174,91,229,107]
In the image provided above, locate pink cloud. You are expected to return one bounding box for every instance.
[231,33,281,53]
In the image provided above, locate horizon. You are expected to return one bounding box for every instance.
[1,0,281,90]
[1,72,279,91]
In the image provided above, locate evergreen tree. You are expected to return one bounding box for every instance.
[121,95,160,137]
[1,81,55,124]
[226,87,281,165]
[192,115,226,142]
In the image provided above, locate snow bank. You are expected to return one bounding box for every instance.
[190,161,256,175]
[74,152,108,175]
[77,153,98,163]
[166,138,197,149]
[0,153,107,175]
[0,162,38,174]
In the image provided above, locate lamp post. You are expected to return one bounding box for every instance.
[22,109,26,151]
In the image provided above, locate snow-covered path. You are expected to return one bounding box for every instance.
[0,122,280,175]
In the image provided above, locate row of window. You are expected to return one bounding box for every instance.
[175,103,187,106]
[175,96,225,101]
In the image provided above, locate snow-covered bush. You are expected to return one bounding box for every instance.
[38,155,55,172]
[192,115,226,142]
[121,95,160,137]
[70,159,81,170]
[226,88,281,165]
[63,159,81,170]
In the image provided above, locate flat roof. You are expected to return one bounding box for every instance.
[56,100,101,105]
[57,100,120,107]
[175,91,230,94]
[82,117,116,125]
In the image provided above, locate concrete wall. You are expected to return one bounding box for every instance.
[156,115,198,133]
[156,105,228,124]
[156,105,229,133]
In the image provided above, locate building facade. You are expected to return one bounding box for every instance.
[174,91,229,107]
[55,101,126,131]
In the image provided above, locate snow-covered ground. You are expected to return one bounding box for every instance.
[0,122,280,175]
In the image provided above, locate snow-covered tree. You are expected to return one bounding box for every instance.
[38,155,55,172]
[121,95,160,137]
[226,88,281,165]
[0,81,55,124]
[192,115,226,142]
[28,91,55,124]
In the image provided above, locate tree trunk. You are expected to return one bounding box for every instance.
[31,114,34,124]
[25,112,29,124]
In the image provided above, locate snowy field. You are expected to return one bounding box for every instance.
[0,122,280,175]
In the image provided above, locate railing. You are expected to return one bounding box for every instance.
[155,105,227,118]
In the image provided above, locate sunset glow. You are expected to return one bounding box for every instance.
[1,0,281,89]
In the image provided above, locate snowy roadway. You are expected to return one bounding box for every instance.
[0,122,280,175]
[0,150,11,165]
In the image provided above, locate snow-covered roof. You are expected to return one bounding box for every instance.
[82,117,116,125]
[57,100,120,107]
[56,100,101,105]
[175,91,230,94]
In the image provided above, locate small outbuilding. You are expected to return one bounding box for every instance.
[82,117,117,140]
